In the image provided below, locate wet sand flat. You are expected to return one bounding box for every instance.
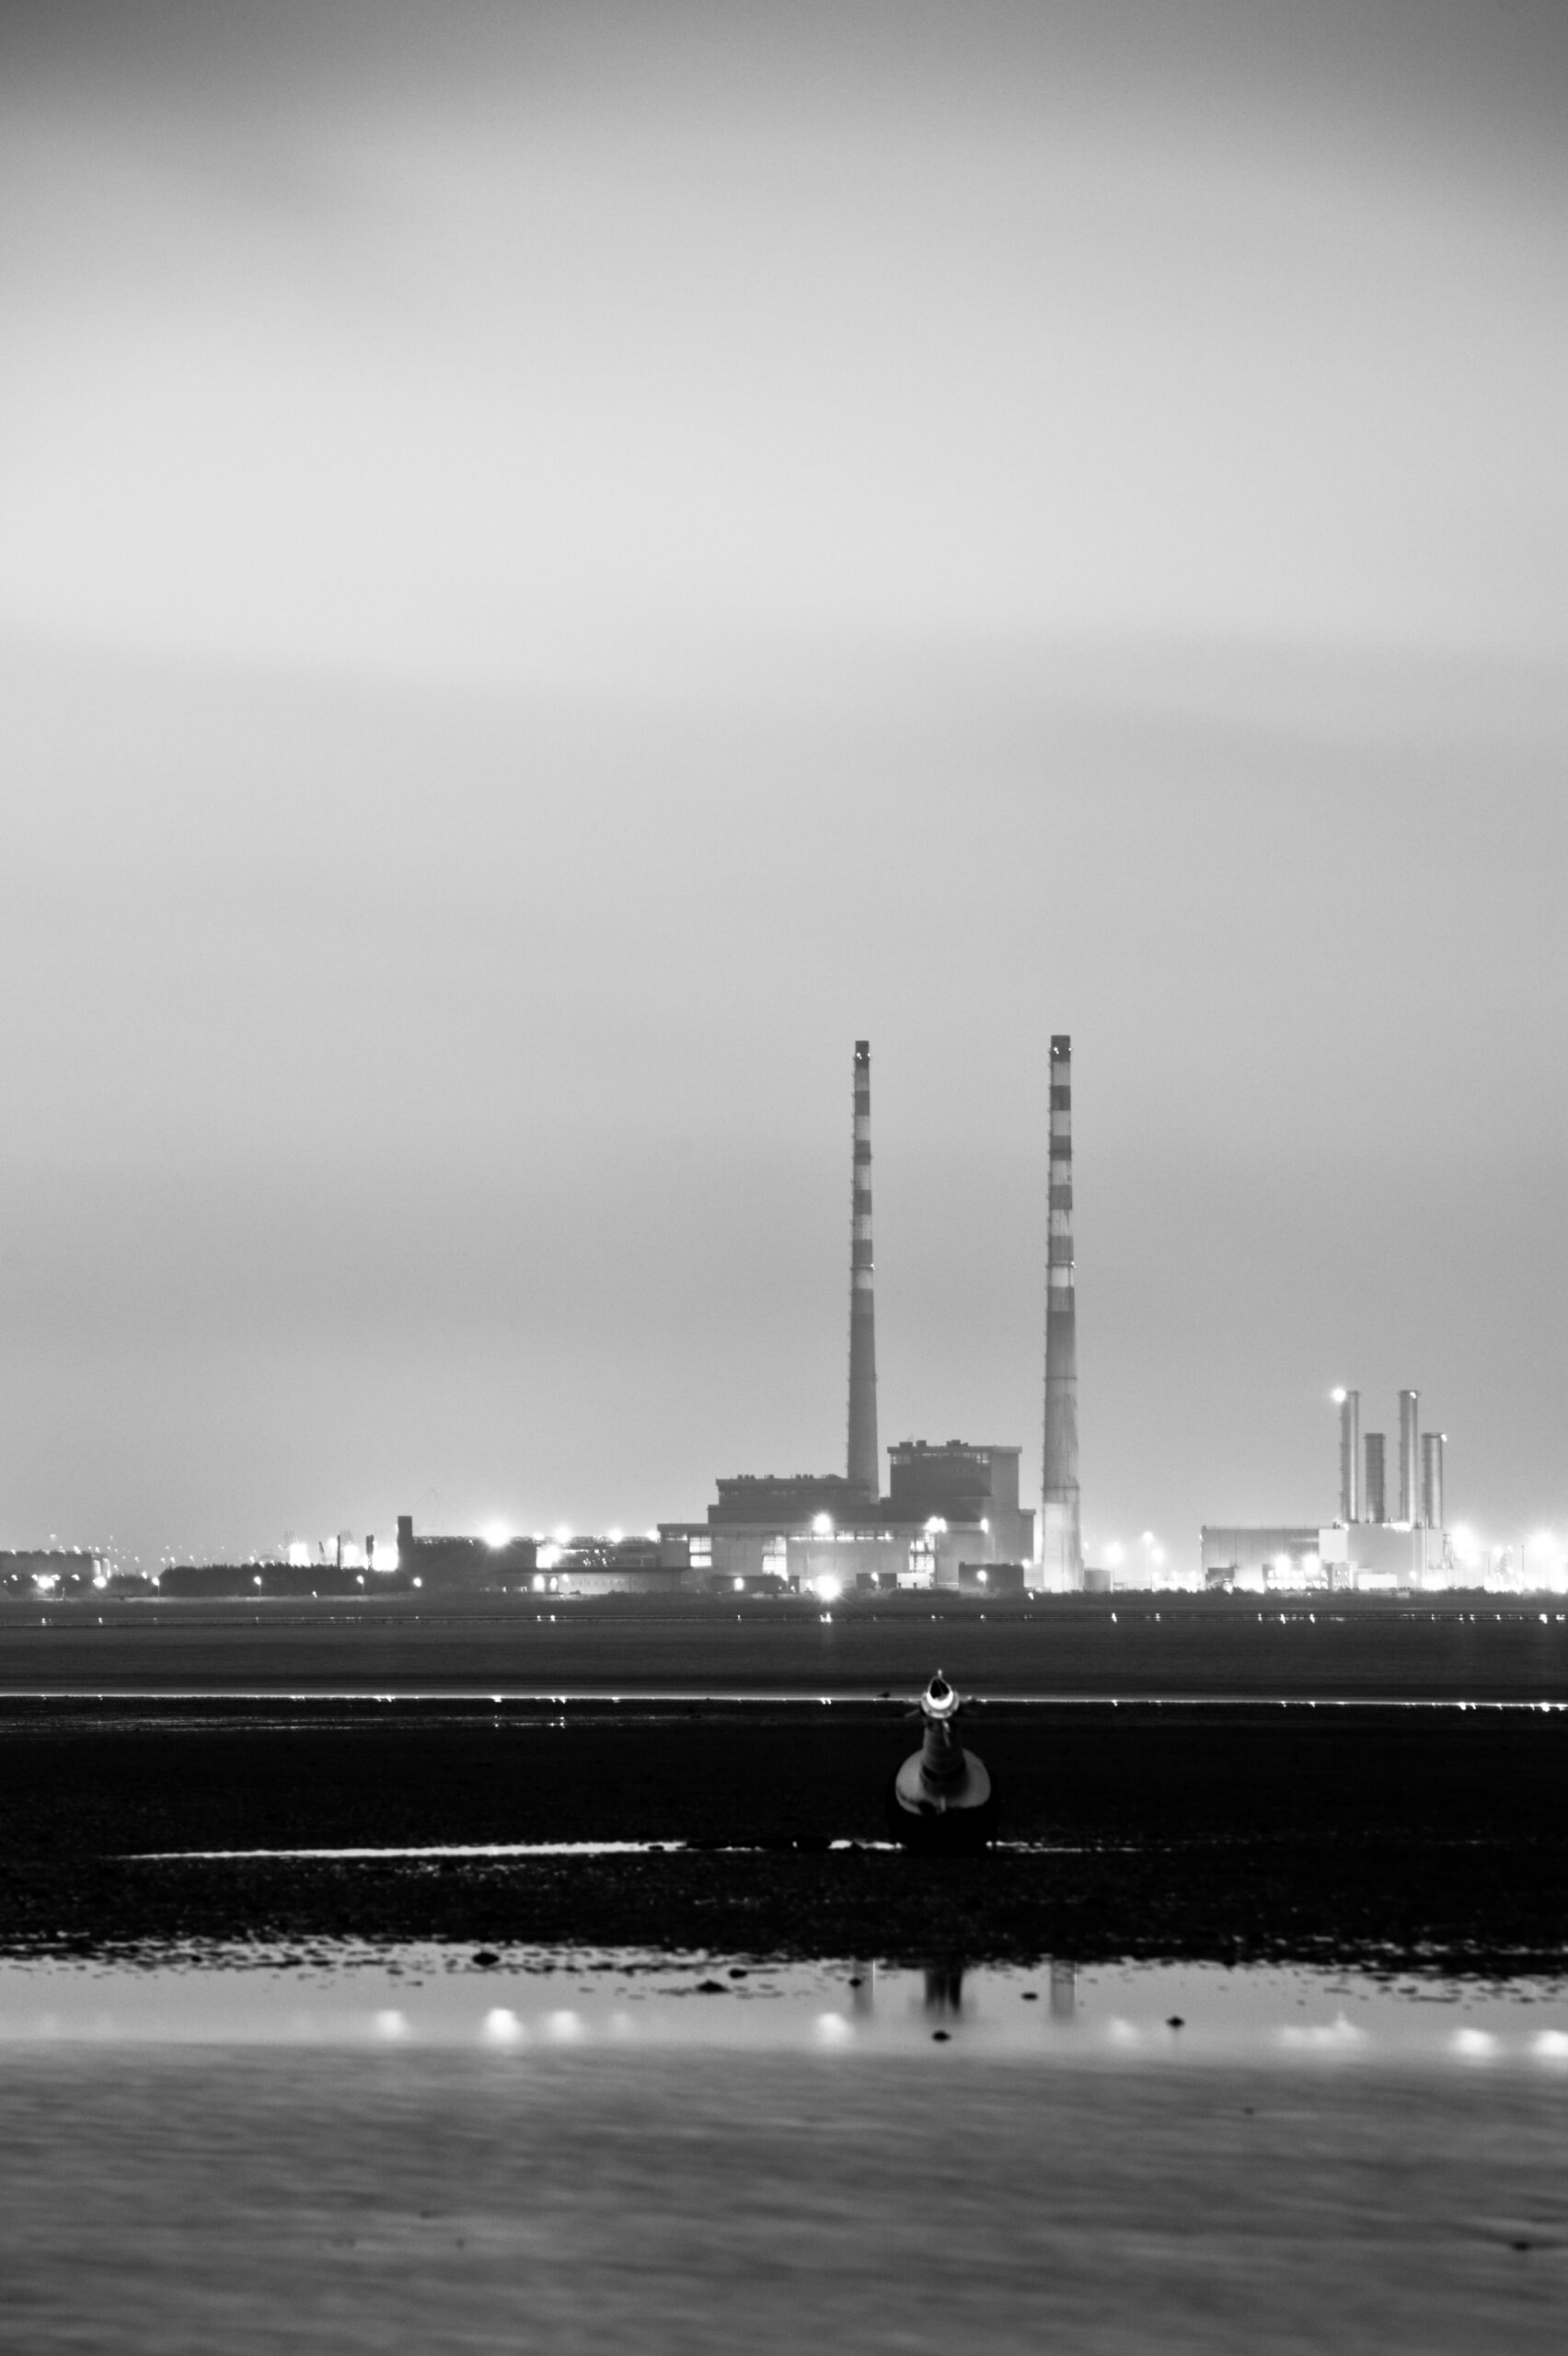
[2,2046,1564,2354]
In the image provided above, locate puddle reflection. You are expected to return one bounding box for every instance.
[922,1966,965,2021]
[0,1950,1564,2065]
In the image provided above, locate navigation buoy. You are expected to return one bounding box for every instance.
[886,1671,997,1854]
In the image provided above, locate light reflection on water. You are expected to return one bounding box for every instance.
[3,1950,1566,2065]
[4,1689,1567,1706]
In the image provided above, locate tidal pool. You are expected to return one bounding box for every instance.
[3,1949,1566,2063]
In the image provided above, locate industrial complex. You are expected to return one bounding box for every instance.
[1202,1387,1452,1592]
[7,1030,1557,1604]
[16,1034,1078,1604]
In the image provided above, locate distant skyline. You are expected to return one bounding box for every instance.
[2,3,1566,1568]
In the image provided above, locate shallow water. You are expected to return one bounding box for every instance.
[5,1950,1568,2065]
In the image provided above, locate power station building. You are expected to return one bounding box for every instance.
[702,1439,1034,1591]
[391,1517,686,1597]
[0,1547,109,1596]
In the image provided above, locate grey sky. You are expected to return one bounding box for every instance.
[1,3,1565,1565]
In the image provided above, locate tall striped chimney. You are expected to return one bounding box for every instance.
[847,1040,879,1502]
[1041,1034,1082,1588]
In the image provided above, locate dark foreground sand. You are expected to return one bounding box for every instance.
[3,1697,1563,1973]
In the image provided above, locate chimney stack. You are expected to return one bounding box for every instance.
[1398,1390,1420,1524]
[1421,1431,1445,1530]
[1364,1434,1386,1525]
[1334,1388,1361,1522]
[1041,1034,1082,1587]
[846,1040,879,1501]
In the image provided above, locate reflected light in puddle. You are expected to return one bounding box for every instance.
[1277,2015,1367,2053]
[5,1958,1568,2061]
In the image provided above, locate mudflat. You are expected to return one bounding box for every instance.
[2,1694,1563,1974]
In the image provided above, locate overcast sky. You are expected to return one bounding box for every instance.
[2,1,1566,1567]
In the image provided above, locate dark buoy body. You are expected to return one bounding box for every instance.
[886,1672,998,1854]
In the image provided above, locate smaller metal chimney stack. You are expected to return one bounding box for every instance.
[1398,1390,1420,1523]
[1364,1434,1386,1525]
[1333,1388,1361,1522]
[1421,1431,1446,1531]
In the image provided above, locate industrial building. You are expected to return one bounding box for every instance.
[0,1546,109,1596]
[534,1535,686,1597]
[393,1518,538,1589]
[1202,1386,1452,1591]
[699,1439,1034,1592]
[390,1519,686,1597]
